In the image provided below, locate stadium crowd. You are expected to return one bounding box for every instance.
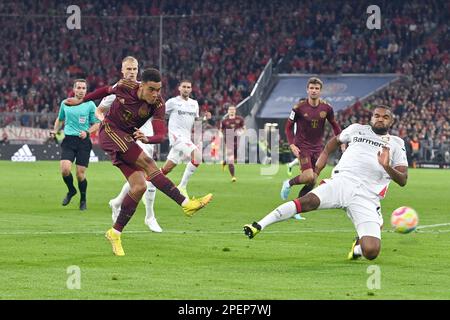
[0,0,448,163]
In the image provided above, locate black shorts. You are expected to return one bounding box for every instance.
[61,135,92,167]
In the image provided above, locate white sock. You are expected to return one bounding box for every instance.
[288,158,299,168]
[111,182,130,207]
[179,162,198,188]
[354,244,362,256]
[143,181,156,221]
[258,201,297,229]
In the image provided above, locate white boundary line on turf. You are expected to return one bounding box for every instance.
[1,222,450,236]
[416,222,450,230]
[0,229,355,236]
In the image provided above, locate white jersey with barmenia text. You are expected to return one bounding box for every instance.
[334,124,408,198]
[165,96,199,146]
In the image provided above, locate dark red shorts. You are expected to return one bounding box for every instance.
[99,121,144,178]
[297,148,321,172]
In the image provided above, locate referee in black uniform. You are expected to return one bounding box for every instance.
[51,79,100,210]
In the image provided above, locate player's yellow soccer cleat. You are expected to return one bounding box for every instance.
[231,176,237,183]
[105,228,125,256]
[182,193,213,217]
[347,236,361,260]
[286,164,293,177]
[221,161,226,172]
[177,185,189,198]
[243,222,261,239]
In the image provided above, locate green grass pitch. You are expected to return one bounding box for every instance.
[1,160,449,299]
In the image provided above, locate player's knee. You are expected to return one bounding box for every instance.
[61,168,71,176]
[76,173,85,181]
[132,182,147,196]
[304,172,316,185]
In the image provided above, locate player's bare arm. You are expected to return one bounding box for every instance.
[315,135,341,175]
[51,118,63,137]
[378,146,408,187]
[285,119,300,158]
[95,105,107,121]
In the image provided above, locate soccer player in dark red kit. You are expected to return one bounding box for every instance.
[65,68,212,256]
[220,105,245,182]
[281,77,342,215]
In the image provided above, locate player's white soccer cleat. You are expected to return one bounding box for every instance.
[145,217,163,233]
[109,200,120,223]
[280,180,291,200]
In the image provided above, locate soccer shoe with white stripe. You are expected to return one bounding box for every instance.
[347,236,362,260]
[145,217,163,233]
[105,228,125,256]
[182,193,213,217]
[109,199,120,223]
[243,222,261,239]
[280,179,291,200]
[231,176,237,183]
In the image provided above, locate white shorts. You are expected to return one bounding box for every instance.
[137,140,155,159]
[311,175,383,239]
[167,140,198,164]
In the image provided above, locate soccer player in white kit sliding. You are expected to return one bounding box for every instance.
[160,80,204,198]
[244,105,408,261]
[98,56,162,233]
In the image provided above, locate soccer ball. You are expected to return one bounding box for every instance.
[391,206,419,234]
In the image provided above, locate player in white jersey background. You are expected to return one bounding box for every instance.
[97,56,162,233]
[161,80,206,198]
[244,105,408,261]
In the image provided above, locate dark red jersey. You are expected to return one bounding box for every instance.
[220,116,245,134]
[286,99,341,152]
[105,86,165,134]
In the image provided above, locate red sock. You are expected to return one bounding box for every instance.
[289,176,301,186]
[293,198,302,213]
[113,192,139,232]
[228,164,235,177]
[149,171,185,205]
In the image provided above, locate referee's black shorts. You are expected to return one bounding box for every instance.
[60,135,93,167]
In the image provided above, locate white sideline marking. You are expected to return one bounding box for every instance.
[0,222,450,236]
[416,222,450,230]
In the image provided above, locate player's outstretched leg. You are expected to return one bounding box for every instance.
[244,193,320,239]
[135,153,212,217]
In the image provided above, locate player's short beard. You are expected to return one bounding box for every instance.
[372,125,388,135]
